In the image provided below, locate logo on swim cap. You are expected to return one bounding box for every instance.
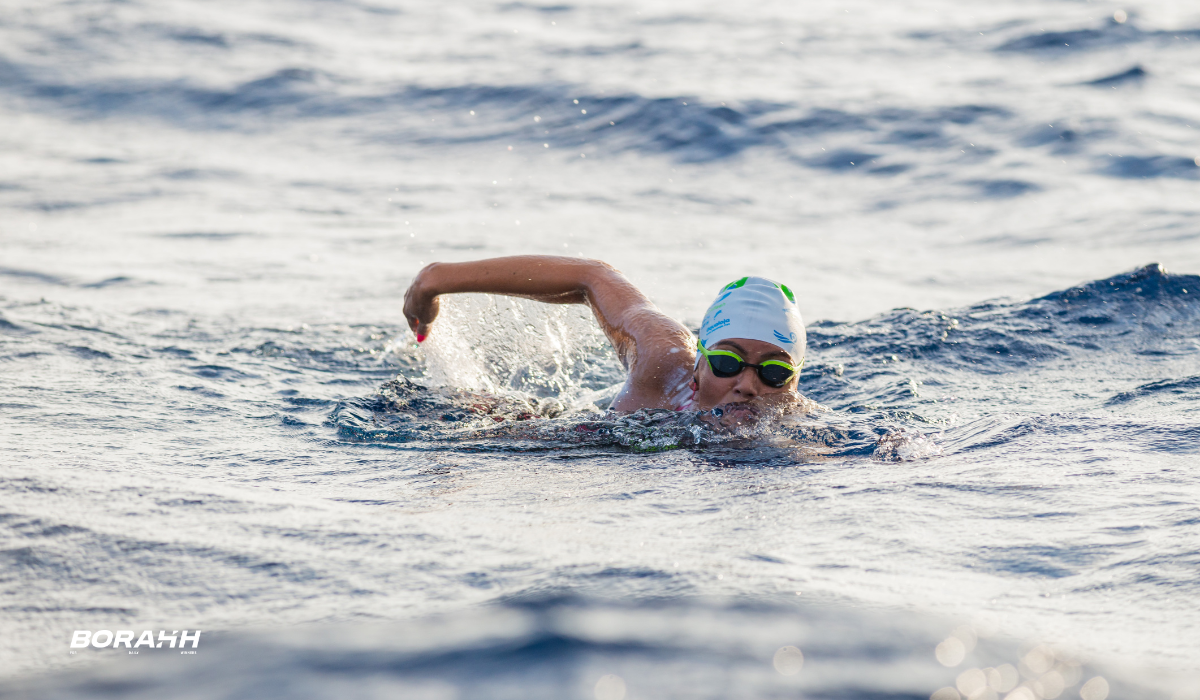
[705,318,731,333]
[772,330,796,345]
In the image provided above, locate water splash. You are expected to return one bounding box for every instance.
[419,294,623,404]
[330,384,816,454]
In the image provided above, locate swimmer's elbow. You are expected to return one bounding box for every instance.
[577,257,617,277]
[577,258,629,292]
[580,257,616,271]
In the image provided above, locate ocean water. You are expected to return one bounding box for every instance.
[2,0,1200,698]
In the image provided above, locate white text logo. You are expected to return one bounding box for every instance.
[70,630,201,649]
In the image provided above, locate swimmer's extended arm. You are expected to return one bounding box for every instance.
[403,256,694,409]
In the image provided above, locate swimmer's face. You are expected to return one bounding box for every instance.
[693,338,798,411]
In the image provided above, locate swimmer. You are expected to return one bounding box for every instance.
[402,256,805,415]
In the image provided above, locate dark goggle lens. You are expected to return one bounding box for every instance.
[706,354,795,387]
[757,364,794,388]
[707,355,743,378]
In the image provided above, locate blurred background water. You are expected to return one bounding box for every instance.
[2,0,1200,698]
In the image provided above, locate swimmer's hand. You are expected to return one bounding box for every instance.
[403,266,440,342]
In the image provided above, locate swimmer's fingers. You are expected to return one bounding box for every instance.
[402,276,440,342]
[418,298,439,340]
[404,296,439,342]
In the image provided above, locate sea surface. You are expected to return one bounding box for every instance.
[2,0,1200,698]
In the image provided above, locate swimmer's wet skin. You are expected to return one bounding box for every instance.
[402,256,806,413]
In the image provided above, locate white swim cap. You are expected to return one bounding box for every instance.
[698,276,805,361]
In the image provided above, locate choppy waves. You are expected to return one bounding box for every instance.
[5,62,1195,184]
[327,264,1200,464]
[4,4,1199,188]
[5,0,1200,692]
[5,262,1200,690]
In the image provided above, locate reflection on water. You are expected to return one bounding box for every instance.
[0,597,1163,700]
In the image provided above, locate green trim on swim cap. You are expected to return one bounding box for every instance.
[722,277,749,292]
[700,276,805,361]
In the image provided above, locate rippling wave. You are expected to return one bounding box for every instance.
[4,38,1197,186]
[5,0,1200,693]
[0,596,1158,700]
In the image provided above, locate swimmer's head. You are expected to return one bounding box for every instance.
[699,276,805,360]
[691,276,805,409]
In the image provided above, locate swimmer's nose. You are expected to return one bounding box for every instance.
[730,368,761,399]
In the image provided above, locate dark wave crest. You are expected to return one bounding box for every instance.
[996,17,1200,53]
[803,263,1200,404]
[4,54,1195,182]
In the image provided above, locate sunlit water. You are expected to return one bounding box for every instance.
[2,0,1200,697]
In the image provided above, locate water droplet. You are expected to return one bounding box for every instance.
[594,674,626,700]
[952,625,978,652]
[1004,688,1037,700]
[991,664,1020,692]
[957,668,987,696]
[936,637,966,666]
[1039,670,1066,699]
[1080,677,1109,700]
[1021,645,1054,675]
[773,646,804,675]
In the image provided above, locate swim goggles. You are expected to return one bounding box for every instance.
[697,341,802,388]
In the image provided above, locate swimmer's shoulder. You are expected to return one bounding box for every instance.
[608,320,696,412]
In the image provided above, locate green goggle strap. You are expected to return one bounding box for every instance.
[696,341,803,374]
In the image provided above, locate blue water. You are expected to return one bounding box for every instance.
[2,1,1200,698]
